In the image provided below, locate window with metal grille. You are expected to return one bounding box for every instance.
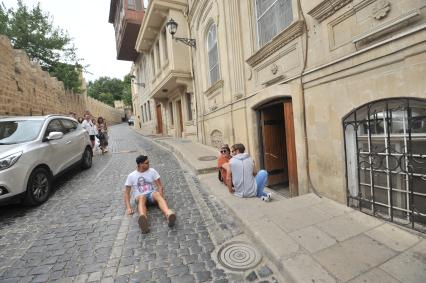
[343,98,426,232]
[207,23,220,86]
[255,0,293,47]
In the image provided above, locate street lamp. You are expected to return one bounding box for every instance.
[166,18,196,48]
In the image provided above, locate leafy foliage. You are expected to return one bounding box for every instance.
[0,3,8,35]
[87,75,132,107]
[98,92,115,106]
[0,0,83,92]
[122,74,132,107]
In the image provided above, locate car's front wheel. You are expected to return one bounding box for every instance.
[81,147,92,169]
[24,167,51,205]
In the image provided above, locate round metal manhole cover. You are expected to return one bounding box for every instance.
[198,156,217,161]
[217,241,262,271]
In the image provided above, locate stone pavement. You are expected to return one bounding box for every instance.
[143,133,426,283]
[0,124,284,283]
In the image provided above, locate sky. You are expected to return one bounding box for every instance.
[1,0,133,82]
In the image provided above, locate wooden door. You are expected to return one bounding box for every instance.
[260,104,288,186]
[177,100,183,137]
[284,101,298,196]
[156,104,163,134]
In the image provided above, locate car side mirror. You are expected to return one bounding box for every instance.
[46,131,64,141]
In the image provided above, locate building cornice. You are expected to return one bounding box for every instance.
[307,0,352,22]
[246,20,304,67]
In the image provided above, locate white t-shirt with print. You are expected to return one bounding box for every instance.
[125,168,160,197]
[81,119,97,135]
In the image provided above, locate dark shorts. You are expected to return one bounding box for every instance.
[89,135,95,141]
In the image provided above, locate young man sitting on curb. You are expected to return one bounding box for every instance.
[225,143,272,201]
[124,155,176,233]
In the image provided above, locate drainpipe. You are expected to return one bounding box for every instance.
[297,0,321,197]
[184,8,204,144]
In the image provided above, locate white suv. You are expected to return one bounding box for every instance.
[0,115,93,205]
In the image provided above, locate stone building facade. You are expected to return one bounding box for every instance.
[0,36,124,123]
[132,0,426,229]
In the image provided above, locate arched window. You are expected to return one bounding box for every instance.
[207,23,220,86]
[343,98,426,231]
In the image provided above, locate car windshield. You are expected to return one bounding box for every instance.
[0,120,44,144]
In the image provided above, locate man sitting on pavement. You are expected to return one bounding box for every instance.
[124,155,176,233]
[226,143,272,201]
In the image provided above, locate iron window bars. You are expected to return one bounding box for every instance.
[343,98,426,233]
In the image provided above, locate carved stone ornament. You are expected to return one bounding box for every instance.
[211,130,223,148]
[372,0,391,20]
[234,93,243,100]
[270,63,279,75]
[246,65,252,80]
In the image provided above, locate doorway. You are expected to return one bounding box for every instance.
[259,99,298,197]
[177,100,183,138]
[156,104,163,134]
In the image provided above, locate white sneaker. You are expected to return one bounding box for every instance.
[261,195,271,202]
[266,192,272,201]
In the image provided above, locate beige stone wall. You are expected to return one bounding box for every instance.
[301,0,426,202]
[304,47,426,202]
[0,36,124,123]
[187,0,426,203]
[133,0,426,204]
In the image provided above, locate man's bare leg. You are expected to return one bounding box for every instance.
[137,196,149,233]
[152,192,176,227]
[137,195,148,216]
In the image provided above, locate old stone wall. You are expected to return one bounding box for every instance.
[0,35,124,123]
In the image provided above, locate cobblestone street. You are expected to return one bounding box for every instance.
[0,124,280,283]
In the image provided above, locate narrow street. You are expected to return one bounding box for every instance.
[0,124,280,283]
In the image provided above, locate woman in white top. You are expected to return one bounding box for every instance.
[81,113,96,148]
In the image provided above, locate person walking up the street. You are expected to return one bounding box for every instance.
[226,143,272,201]
[81,112,97,149]
[124,155,176,234]
[97,116,109,154]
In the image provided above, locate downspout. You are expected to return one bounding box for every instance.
[183,8,200,142]
[297,0,321,197]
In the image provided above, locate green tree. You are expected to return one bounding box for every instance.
[0,3,8,34]
[87,76,124,100]
[87,75,132,103]
[0,0,83,92]
[122,74,132,107]
[98,92,114,107]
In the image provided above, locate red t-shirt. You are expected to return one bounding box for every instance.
[218,155,230,185]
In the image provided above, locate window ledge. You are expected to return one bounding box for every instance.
[307,0,352,23]
[246,20,304,67]
[204,79,224,97]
